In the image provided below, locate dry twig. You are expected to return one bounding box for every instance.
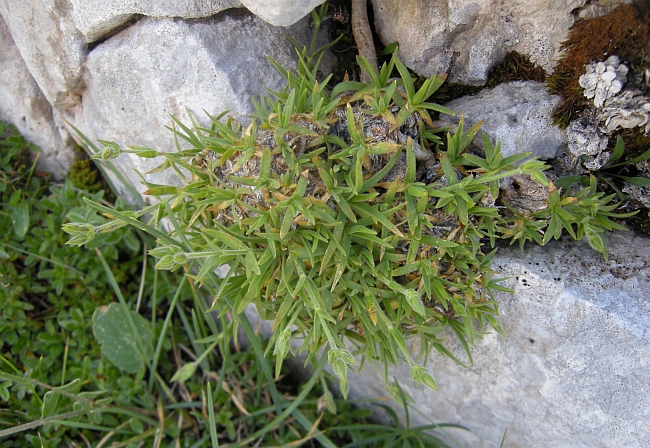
[351,0,378,82]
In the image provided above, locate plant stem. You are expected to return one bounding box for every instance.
[351,0,378,82]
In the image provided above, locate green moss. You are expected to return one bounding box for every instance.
[68,157,116,202]
[69,158,103,192]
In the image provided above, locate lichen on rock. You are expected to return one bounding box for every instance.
[578,55,628,108]
[566,114,609,171]
[597,89,650,135]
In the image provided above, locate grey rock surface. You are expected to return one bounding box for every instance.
[443,81,566,160]
[0,0,86,108]
[0,15,74,179]
[77,11,328,200]
[342,232,650,448]
[369,0,585,85]
[242,231,650,447]
[239,0,326,26]
[68,0,241,43]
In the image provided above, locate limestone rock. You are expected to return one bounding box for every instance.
[442,81,566,160]
[68,0,242,43]
[239,0,326,27]
[577,0,634,20]
[78,12,329,201]
[0,15,74,179]
[242,231,650,447]
[369,0,586,85]
[0,0,86,108]
[343,232,650,448]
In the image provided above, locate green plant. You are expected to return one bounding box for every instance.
[556,135,650,194]
[2,120,469,447]
[63,7,631,403]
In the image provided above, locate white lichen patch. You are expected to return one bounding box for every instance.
[566,116,609,171]
[576,55,650,137]
[623,183,650,208]
[597,90,650,135]
[579,55,628,108]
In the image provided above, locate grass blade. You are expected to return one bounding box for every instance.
[206,382,219,448]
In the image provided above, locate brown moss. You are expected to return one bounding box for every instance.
[549,4,650,128]
[430,51,546,104]
[485,51,546,87]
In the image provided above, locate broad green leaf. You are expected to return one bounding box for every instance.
[12,198,29,238]
[244,250,261,275]
[171,363,196,383]
[92,303,154,373]
[404,289,426,317]
[410,365,438,390]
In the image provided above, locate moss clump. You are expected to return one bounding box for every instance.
[548,4,650,128]
[69,158,103,192]
[430,51,547,104]
[69,157,116,202]
[485,51,546,87]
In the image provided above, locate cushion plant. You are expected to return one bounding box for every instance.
[64,10,632,397]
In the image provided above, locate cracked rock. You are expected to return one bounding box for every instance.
[79,13,331,202]
[442,81,566,161]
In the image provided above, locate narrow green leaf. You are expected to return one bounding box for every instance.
[394,57,415,100]
[609,135,625,163]
[405,138,416,184]
[619,176,650,186]
[244,250,261,275]
[350,202,404,237]
[331,190,357,223]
